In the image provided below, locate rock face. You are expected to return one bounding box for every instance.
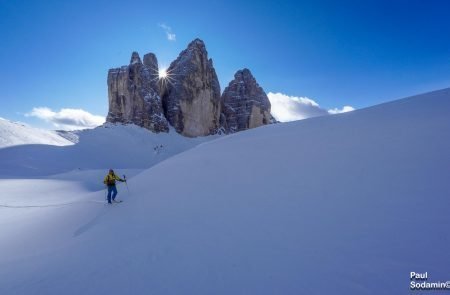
[221,69,275,133]
[106,39,275,136]
[161,39,222,137]
[142,53,162,95]
[106,52,169,133]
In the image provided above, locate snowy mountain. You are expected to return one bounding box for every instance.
[0,88,449,294]
[0,117,73,148]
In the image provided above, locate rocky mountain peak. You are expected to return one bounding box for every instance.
[187,38,206,50]
[167,38,211,76]
[106,39,275,137]
[221,68,275,133]
[232,68,259,87]
[106,51,168,133]
[162,39,222,137]
[143,53,158,70]
[130,52,142,65]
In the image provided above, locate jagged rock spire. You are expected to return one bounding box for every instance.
[105,39,275,136]
[143,53,158,70]
[161,38,222,137]
[130,52,141,64]
[221,68,275,133]
[106,51,168,133]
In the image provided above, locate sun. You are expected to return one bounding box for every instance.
[158,68,168,79]
[155,66,174,87]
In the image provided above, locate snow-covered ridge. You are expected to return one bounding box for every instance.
[0,117,73,148]
[0,123,215,178]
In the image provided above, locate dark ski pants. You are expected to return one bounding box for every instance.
[107,185,118,203]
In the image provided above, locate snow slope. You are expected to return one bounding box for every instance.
[0,123,213,178]
[0,117,73,148]
[1,88,450,294]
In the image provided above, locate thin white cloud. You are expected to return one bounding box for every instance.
[268,92,355,122]
[328,106,355,114]
[158,23,176,41]
[167,33,176,41]
[26,107,105,130]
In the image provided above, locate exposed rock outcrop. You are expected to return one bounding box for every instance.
[221,69,275,133]
[161,39,222,137]
[143,53,160,92]
[106,39,275,137]
[106,52,169,133]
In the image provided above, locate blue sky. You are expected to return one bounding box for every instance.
[0,0,449,128]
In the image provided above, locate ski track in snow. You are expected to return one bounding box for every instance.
[0,200,105,208]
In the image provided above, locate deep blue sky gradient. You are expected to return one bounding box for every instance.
[1,0,449,127]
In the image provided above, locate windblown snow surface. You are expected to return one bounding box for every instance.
[0,118,73,148]
[1,88,450,294]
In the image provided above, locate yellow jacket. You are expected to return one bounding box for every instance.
[103,173,124,186]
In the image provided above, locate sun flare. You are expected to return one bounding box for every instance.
[158,68,168,79]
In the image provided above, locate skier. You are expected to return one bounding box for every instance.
[103,169,126,204]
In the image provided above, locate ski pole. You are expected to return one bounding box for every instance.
[123,175,130,194]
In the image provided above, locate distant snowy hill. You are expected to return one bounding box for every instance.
[0,88,449,294]
[0,117,73,148]
[0,123,213,179]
